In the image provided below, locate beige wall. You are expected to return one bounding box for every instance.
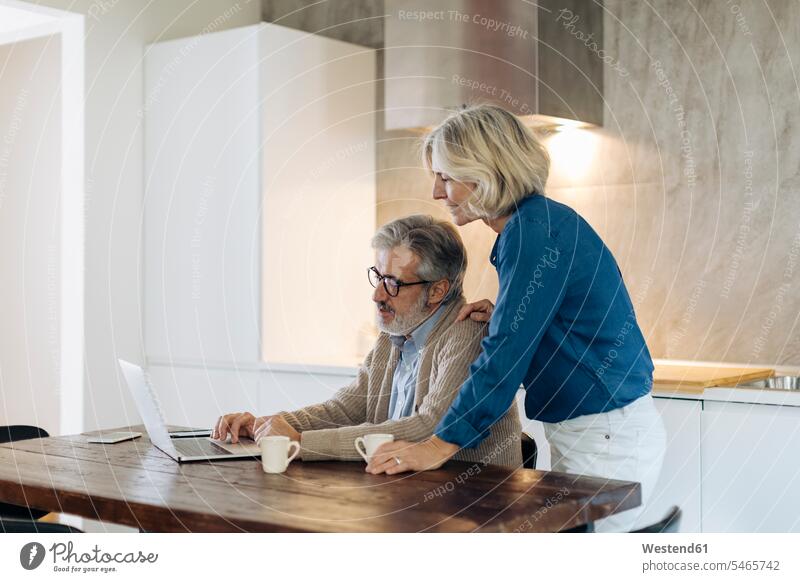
[377,0,800,367]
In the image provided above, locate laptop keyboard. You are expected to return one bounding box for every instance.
[174,437,230,458]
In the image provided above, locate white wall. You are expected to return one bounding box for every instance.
[31,0,261,431]
[0,34,62,432]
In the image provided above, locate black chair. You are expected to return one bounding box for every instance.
[0,518,82,533]
[631,506,682,533]
[0,425,51,521]
[520,432,538,469]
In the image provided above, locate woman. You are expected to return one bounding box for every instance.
[367,104,666,532]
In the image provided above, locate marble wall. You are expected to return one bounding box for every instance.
[264,0,800,366]
[262,0,384,47]
[375,0,800,367]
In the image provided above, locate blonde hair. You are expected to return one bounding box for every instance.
[423,104,550,219]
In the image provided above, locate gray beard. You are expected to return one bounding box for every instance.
[376,290,433,336]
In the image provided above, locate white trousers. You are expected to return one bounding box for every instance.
[543,394,667,532]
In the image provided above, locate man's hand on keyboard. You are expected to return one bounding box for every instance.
[212,412,273,443]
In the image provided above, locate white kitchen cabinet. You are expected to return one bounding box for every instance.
[701,401,800,532]
[144,23,376,368]
[144,26,262,365]
[632,397,703,532]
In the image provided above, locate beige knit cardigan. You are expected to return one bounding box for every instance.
[281,297,523,468]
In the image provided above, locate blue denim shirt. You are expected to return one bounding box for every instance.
[435,194,653,448]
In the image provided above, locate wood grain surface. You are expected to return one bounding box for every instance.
[0,426,641,532]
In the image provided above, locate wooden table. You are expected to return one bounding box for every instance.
[0,426,641,532]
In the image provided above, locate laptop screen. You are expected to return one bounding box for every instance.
[118,359,178,457]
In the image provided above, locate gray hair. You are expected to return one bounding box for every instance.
[371,215,467,304]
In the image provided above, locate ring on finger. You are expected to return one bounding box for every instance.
[394,457,402,465]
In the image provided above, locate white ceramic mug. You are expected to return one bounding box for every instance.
[260,435,300,474]
[354,433,394,462]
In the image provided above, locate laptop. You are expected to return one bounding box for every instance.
[118,359,260,462]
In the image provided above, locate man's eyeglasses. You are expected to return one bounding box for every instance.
[367,266,430,297]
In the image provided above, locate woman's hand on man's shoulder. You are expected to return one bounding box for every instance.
[456,299,494,323]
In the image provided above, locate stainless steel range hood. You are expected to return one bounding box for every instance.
[384,0,604,130]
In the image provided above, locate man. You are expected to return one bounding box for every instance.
[212,215,521,467]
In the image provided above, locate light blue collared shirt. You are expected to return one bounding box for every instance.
[387,306,445,420]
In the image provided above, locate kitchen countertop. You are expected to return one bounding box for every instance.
[650,358,800,407]
[651,383,800,407]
